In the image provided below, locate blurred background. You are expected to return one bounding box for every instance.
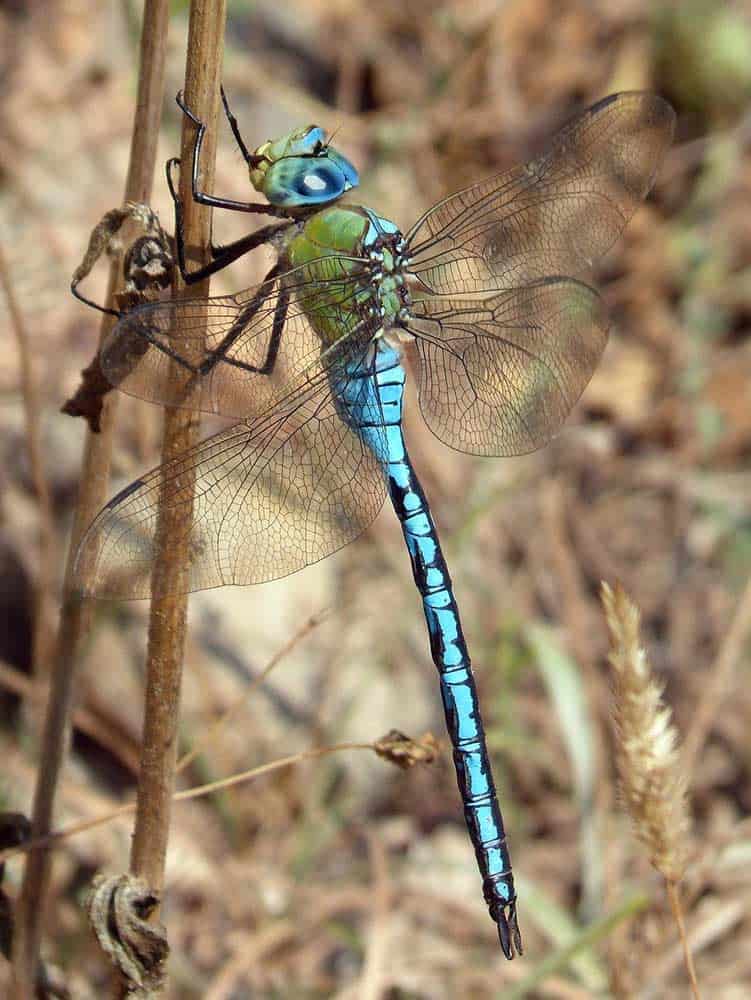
[1,1,750,996]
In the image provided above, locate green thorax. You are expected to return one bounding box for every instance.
[285,205,408,346]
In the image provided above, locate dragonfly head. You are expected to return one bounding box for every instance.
[249,125,359,210]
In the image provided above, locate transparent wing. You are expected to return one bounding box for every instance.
[406,92,675,294]
[100,256,368,420]
[407,278,608,456]
[74,321,387,599]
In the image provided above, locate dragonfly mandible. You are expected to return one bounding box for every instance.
[73,90,675,958]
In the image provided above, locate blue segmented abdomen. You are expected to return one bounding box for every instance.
[333,340,519,953]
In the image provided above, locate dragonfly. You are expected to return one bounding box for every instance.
[73,89,675,958]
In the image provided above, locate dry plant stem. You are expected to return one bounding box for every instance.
[126,0,227,941]
[12,446,115,999]
[666,880,702,1000]
[0,243,56,680]
[10,4,170,997]
[0,742,375,867]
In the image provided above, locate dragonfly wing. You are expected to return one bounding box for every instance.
[406,278,608,456]
[75,323,387,599]
[406,92,675,294]
[100,257,367,419]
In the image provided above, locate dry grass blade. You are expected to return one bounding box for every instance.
[600,581,700,999]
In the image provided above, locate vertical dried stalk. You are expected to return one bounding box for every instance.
[10,4,170,997]
[127,0,227,924]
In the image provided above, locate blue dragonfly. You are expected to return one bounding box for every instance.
[73,90,675,957]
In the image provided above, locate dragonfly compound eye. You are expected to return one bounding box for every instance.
[262,150,359,209]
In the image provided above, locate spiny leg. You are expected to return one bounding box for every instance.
[263,265,290,376]
[197,262,283,377]
[202,261,290,378]
[220,85,253,165]
[144,262,290,412]
[167,154,292,284]
[175,91,289,219]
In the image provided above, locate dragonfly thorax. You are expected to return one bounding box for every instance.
[286,204,411,345]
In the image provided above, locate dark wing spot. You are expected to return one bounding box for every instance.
[105,478,145,509]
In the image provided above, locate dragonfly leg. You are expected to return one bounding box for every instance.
[174,91,289,219]
[207,222,292,263]
[196,261,288,379]
[220,85,254,166]
[166,157,293,285]
[261,267,290,375]
[71,280,121,319]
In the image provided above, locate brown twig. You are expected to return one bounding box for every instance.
[666,880,702,1000]
[10,4,170,996]
[122,3,227,993]
[0,741,383,866]
[2,725,438,990]
[0,242,56,681]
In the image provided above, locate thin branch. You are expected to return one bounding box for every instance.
[666,880,702,1000]
[10,3,170,996]
[0,742,380,866]
[123,4,227,993]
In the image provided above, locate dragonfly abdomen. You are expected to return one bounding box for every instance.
[391,483,521,956]
[344,342,523,957]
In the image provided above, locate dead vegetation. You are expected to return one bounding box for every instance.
[1,1,750,996]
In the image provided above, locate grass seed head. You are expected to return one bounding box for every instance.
[601,581,691,883]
